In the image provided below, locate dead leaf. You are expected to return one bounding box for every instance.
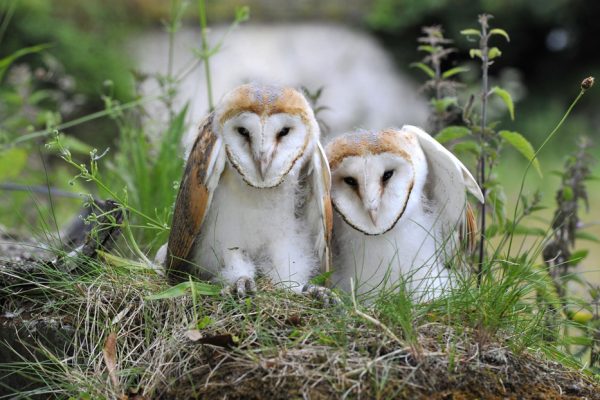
[102,332,120,390]
[285,314,302,327]
[111,306,131,325]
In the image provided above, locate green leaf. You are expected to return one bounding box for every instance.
[499,131,541,177]
[568,250,589,266]
[435,126,470,144]
[490,86,514,120]
[417,45,436,53]
[0,147,28,182]
[469,49,482,59]
[146,282,189,299]
[409,62,435,78]
[575,231,600,243]
[488,47,502,60]
[146,281,221,300]
[460,29,481,37]
[235,6,250,22]
[452,140,481,156]
[197,315,214,329]
[442,66,469,79]
[562,186,574,201]
[430,97,457,113]
[490,28,510,42]
[0,44,52,82]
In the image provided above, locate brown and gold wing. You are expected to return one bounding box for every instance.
[310,141,333,275]
[166,114,226,283]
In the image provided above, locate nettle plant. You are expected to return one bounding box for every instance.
[413,15,542,270]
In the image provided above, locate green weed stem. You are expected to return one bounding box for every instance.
[507,87,587,255]
[9,95,161,147]
[477,14,490,285]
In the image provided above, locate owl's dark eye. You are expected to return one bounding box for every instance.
[382,170,394,182]
[343,177,358,187]
[277,127,291,138]
[237,127,250,138]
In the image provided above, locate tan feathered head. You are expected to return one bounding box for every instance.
[214,84,319,188]
[326,126,483,236]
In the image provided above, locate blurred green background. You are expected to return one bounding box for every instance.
[0,0,598,282]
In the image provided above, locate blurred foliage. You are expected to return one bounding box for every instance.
[368,0,600,151]
[368,0,575,31]
[1,0,134,103]
[0,0,137,233]
[128,0,368,23]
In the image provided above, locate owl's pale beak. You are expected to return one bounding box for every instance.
[258,152,273,180]
[368,208,378,225]
[365,195,380,225]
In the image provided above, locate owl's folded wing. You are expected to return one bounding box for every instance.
[166,114,226,283]
[307,141,333,275]
[403,125,483,203]
[401,125,483,252]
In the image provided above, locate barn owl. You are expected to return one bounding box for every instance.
[163,84,332,299]
[326,125,484,300]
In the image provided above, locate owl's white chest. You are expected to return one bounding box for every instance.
[192,164,316,288]
[333,204,450,299]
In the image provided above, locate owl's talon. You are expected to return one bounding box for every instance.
[302,284,339,306]
[221,276,257,298]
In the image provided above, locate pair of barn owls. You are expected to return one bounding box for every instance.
[163,84,482,301]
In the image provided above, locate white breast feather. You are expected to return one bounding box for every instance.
[193,163,318,292]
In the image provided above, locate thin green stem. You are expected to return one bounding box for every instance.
[506,89,586,255]
[6,54,204,148]
[477,15,490,286]
[198,0,214,111]
[123,213,153,266]
[0,0,16,45]
[8,95,161,147]
[59,152,164,228]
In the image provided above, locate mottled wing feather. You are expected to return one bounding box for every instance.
[166,114,225,282]
[309,142,333,275]
[403,125,484,203]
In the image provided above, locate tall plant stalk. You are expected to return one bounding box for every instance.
[506,79,592,255]
[476,14,491,283]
